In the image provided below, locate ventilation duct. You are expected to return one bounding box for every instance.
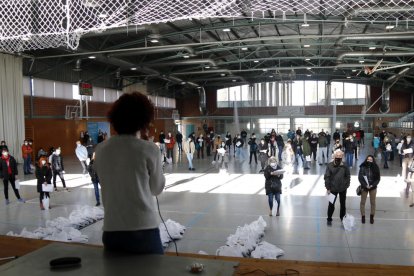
[198,87,207,116]
[379,82,390,114]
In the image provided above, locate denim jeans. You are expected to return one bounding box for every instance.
[268,192,281,211]
[93,181,100,203]
[278,145,283,161]
[102,228,164,254]
[23,156,31,174]
[186,153,193,169]
[345,152,354,167]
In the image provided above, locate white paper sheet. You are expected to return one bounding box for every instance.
[327,193,336,204]
[236,141,242,147]
[42,184,53,192]
[403,148,413,154]
[363,176,371,188]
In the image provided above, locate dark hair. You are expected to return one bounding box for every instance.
[108,92,154,135]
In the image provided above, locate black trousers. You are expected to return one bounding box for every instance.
[39,192,50,203]
[53,170,66,188]
[3,178,21,200]
[311,148,317,160]
[327,190,347,221]
[249,151,257,164]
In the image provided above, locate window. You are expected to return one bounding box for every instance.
[317,81,326,105]
[305,81,318,106]
[295,118,331,134]
[331,82,343,103]
[292,81,304,106]
[344,83,356,99]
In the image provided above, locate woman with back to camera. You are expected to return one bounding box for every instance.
[95,92,165,254]
[358,155,380,224]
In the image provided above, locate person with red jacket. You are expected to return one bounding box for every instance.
[165,132,175,163]
[0,149,25,205]
[22,140,33,174]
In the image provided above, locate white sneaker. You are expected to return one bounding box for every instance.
[211,161,216,165]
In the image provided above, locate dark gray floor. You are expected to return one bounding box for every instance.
[1,144,414,266]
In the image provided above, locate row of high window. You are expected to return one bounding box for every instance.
[23,77,176,108]
[217,81,367,108]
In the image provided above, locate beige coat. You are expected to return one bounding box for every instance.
[183,139,196,154]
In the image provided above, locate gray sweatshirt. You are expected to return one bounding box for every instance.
[95,135,165,232]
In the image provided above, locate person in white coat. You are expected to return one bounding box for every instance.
[75,141,88,175]
[183,136,196,171]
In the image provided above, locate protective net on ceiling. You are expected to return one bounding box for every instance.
[0,0,413,53]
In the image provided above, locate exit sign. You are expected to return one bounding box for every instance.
[79,82,93,96]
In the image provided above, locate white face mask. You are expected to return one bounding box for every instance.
[261,141,264,145]
[407,138,412,143]
[270,162,277,168]
[252,135,256,138]
[24,142,28,146]
[55,150,61,155]
[41,160,46,165]
[2,152,8,157]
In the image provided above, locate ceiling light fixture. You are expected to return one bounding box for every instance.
[254,60,259,63]
[352,69,357,72]
[88,55,96,59]
[301,23,310,27]
[205,66,210,69]
[306,67,311,70]
[269,75,274,78]
[305,58,311,61]
[346,76,351,79]
[232,79,237,82]
[263,69,268,72]
[369,46,376,50]
[150,39,159,43]
[181,81,186,85]
[307,74,311,77]
[359,60,365,63]
[385,25,395,30]
[98,13,107,18]
[220,73,226,77]
[241,47,248,51]
[223,28,231,32]
[131,67,137,71]
[303,44,310,48]
[183,55,190,58]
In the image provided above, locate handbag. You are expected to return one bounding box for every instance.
[356,185,362,196]
[42,183,54,192]
[408,160,414,173]
[14,180,20,190]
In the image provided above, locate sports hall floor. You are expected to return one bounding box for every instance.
[0,143,413,266]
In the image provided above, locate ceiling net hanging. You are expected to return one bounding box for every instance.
[0,0,413,53]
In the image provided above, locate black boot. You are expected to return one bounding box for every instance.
[370,215,374,224]
[361,216,365,224]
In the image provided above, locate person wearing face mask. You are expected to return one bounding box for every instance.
[309,133,318,162]
[51,147,68,191]
[0,141,8,153]
[159,131,166,157]
[183,136,196,171]
[264,157,284,216]
[402,135,414,197]
[248,134,258,165]
[301,135,311,170]
[212,135,222,164]
[0,149,24,205]
[36,156,52,210]
[75,141,89,175]
[225,132,232,152]
[22,139,33,174]
[196,134,204,159]
[86,153,101,206]
[217,141,229,171]
[344,135,356,168]
[235,134,245,160]
[358,155,380,224]
[258,138,269,173]
[324,150,350,226]
[165,132,175,163]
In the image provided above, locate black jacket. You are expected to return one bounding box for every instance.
[87,160,99,183]
[333,132,340,141]
[324,162,350,192]
[264,165,284,195]
[51,154,64,172]
[358,161,380,190]
[0,156,18,180]
[35,165,52,193]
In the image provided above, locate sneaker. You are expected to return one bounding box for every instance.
[64,188,70,192]
[54,188,58,192]
[5,199,10,205]
[327,220,332,226]
[191,168,196,171]
[96,202,101,207]
[18,198,25,203]
[410,204,414,207]
[211,161,216,165]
